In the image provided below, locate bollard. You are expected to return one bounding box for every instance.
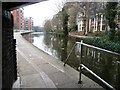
[78,40,83,84]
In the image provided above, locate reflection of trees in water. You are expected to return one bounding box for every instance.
[101,53,119,88]
[50,35,62,58]
[81,46,120,88]
[66,38,79,69]
[61,35,68,62]
[43,33,64,59]
[43,33,52,47]
[43,33,78,68]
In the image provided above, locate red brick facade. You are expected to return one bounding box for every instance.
[12,8,33,31]
[24,17,33,30]
[12,8,24,30]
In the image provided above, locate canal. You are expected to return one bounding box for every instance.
[22,32,120,89]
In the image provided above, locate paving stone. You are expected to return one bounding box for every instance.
[21,74,46,88]
[14,33,104,89]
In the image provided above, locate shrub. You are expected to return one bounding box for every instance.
[108,29,116,40]
[79,37,120,53]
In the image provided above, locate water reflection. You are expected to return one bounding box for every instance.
[81,46,120,89]
[61,35,68,61]
[22,33,34,43]
[22,32,120,89]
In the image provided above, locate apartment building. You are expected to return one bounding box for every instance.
[12,8,24,30]
[24,17,33,30]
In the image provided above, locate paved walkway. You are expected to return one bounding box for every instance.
[13,33,103,89]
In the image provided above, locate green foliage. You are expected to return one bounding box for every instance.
[79,38,120,53]
[69,25,77,32]
[105,2,118,40]
[114,30,120,42]
[56,32,64,36]
[69,28,76,32]
[107,29,116,40]
[106,2,118,25]
[106,29,120,42]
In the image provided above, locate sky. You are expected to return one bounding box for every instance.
[23,0,63,27]
[23,0,116,26]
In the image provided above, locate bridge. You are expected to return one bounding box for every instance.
[2,1,47,89]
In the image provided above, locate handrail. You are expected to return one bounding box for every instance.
[64,40,120,90]
[77,40,119,90]
[64,40,120,66]
[76,41,120,56]
[81,64,116,90]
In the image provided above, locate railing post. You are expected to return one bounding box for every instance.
[78,40,83,84]
[64,43,76,66]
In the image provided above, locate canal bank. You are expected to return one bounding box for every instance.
[13,32,103,89]
[69,32,97,39]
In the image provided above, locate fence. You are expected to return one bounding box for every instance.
[64,40,120,90]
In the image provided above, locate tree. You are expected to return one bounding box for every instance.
[62,7,69,35]
[53,0,67,12]
[51,0,67,33]
[67,2,79,31]
[51,12,63,32]
[105,2,118,40]
[44,20,52,32]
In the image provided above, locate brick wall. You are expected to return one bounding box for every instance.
[2,9,17,89]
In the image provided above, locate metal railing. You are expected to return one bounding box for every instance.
[64,40,120,90]
[64,43,76,66]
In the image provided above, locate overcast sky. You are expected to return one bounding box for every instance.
[23,0,117,26]
[23,0,62,27]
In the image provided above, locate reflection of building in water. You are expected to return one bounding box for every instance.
[91,50,94,57]
[87,48,89,56]
[93,51,96,59]
[23,33,34,43]
[29,33,33,43]
[75,43,81,55]
[97,53,101,62]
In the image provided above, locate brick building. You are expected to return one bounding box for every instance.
[12,8,24,30]
[24,17,33,30]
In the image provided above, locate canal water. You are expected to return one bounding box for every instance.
[22,32,120,89]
